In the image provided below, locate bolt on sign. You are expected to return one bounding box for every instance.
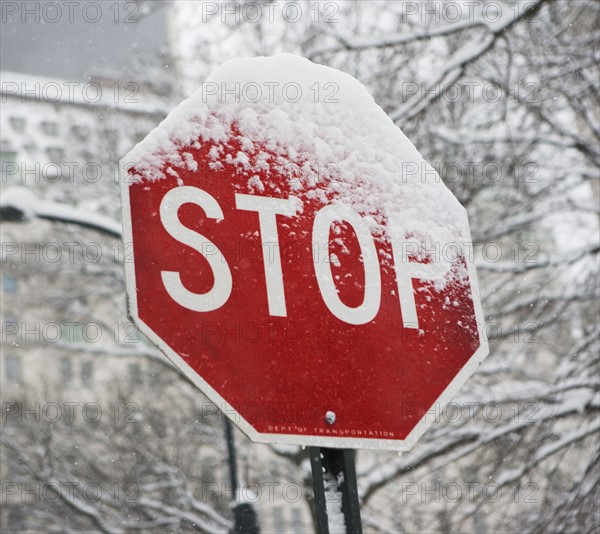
[120,54,489,451]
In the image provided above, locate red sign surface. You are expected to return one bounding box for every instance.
[120,57,488,451]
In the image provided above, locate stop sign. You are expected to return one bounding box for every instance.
[120,55,488,451]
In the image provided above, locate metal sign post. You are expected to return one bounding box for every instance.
[224,419,260,534]
[310,447,362,534]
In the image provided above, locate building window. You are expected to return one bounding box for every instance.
[40,121,59,136]
[61,357,72,386]
[46,147,65,162]
[147,364,161,387]
[3,313,17,324]
[129,362,143,387]
[290,508,304,533]
[81,361,94,387]
[2,275,17,294]
[71,125,90,140]
[272,507,285,534]
[0,151,18,183]
[103,129,119,154]
[4,355,22,383]
[61,323,83,343]
[9,117,26,133]
[2,315,18,342]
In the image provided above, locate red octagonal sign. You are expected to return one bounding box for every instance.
[120,55,488,451]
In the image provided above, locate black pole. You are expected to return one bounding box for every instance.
[224,418,260,534]
[310,448,331,533]
[310,447,362,534]
[224,418,239,491]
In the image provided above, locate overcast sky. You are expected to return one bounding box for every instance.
[1,0,169,81]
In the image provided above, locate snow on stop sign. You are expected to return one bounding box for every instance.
[120,54,488,451]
